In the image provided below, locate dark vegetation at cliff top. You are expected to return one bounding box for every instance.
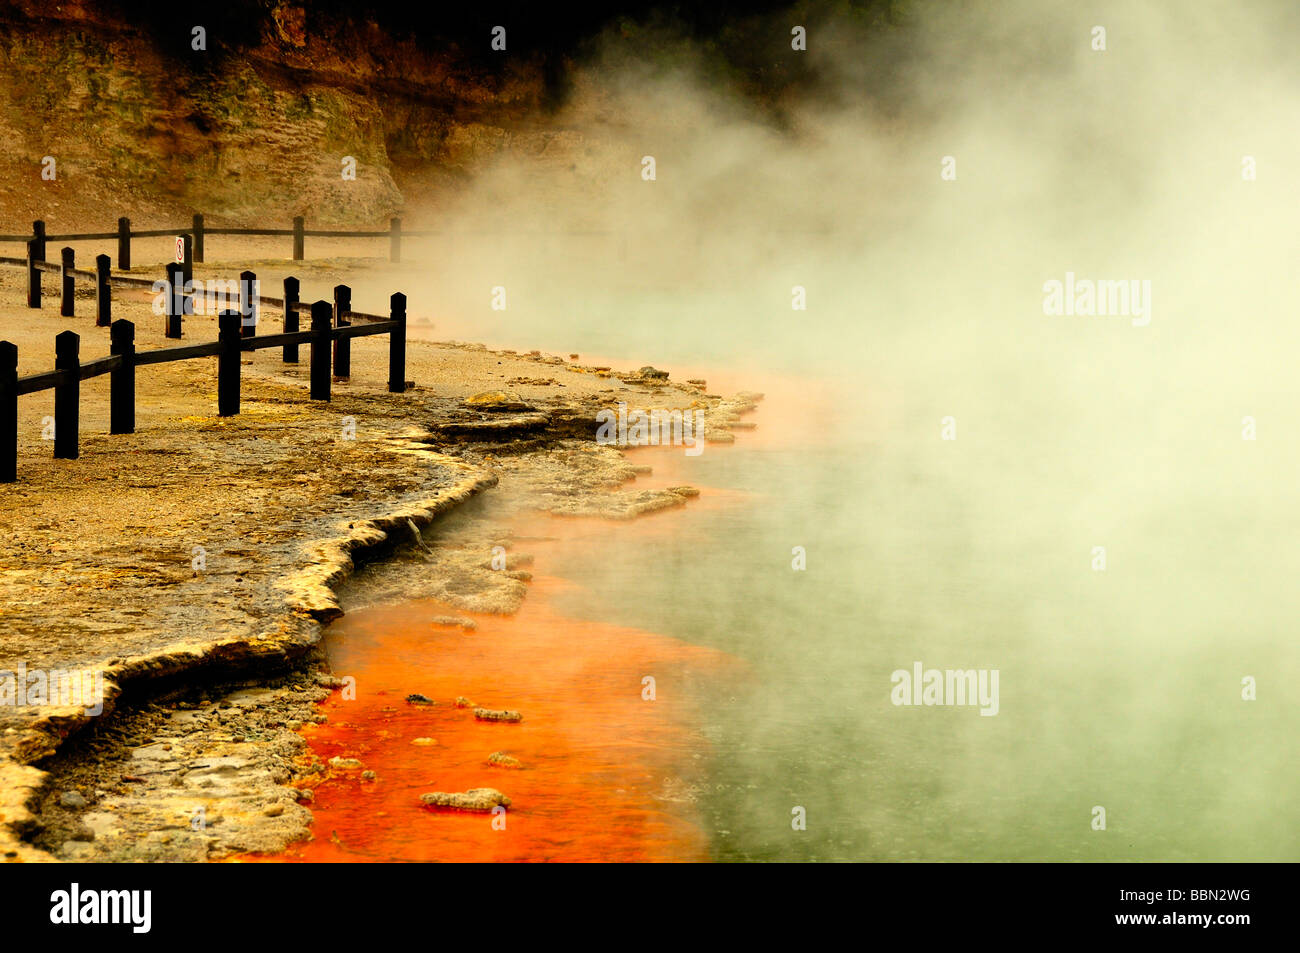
[0,0,917,109]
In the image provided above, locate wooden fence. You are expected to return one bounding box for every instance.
[0,251,408,482]
[0,214,416,267]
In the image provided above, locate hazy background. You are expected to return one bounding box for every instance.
[359,0,1300,859]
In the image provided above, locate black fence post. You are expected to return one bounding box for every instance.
[60,246,75,318]
[390,217,401,263]
[0,341,16,482]
[388,291,406,393]
[95,254,112,327]
[165,262,184,338]
[53,330,79,460]
[117,217,131,271]
[282,276,300,363]
[218,311,242,417]
[181,233,193,288]
[26,239,40,309]
[310,300,332,401]
[333,284,351,378]
[240,270,257,337]
[109,319,135,435]
[32,220,46,265]
[293,216,305,260]
[192,213,205,263]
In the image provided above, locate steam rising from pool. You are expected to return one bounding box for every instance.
[339,0,1300,859]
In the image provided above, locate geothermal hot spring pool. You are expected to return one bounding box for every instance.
[257,360,1299,862]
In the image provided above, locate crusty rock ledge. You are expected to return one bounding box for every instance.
[0,255,760,862]
[0,451,496,862]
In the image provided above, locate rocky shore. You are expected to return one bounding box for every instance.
[0,255,759,861]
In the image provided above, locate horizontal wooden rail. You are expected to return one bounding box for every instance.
[202,227,294,236]
[336,320,398,340]
[303,229,388,238]
[78,354,121,381]
[15,369,65,396]
[241,330,314,350]
[2,215,408,265]
[134,341,222,365]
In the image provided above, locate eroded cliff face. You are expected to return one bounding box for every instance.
[0,1,564,227]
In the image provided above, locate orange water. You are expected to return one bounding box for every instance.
[251,448,752,863]
[243,380,838,863]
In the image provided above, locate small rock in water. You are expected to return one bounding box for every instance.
[59,791,88,809]
[420,788,511,812]
[362,770,376,780]
[406,693,435,705]
[474,708,523,723]
[487,752,523,769]
[638,365,669,379]
[328,757,363,769]
[454,696,474,708]
[430,615,476,631]
[411,737,437,746]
